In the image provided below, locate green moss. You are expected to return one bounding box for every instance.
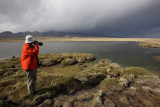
[101,78,118,90]
[124,67,150,77]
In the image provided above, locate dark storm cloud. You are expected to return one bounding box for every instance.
[0,0,160,37]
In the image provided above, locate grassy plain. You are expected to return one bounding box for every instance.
[0,37,160,42]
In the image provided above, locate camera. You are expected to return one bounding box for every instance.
[39,42,43,46]
[34,41,43,46]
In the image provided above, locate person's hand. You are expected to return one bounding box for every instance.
[34,41,39,45]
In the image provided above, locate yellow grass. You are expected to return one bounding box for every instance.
[0,37,160,42]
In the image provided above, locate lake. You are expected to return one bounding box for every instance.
[0,41,160,72]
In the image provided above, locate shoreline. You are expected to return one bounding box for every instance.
[0,37,160,42]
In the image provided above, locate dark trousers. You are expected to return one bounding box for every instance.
[26,69,37,94]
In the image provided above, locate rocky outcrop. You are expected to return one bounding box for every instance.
[39,53,96,66]
[0,55,160,107]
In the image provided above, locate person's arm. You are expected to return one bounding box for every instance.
[25,45,39,56]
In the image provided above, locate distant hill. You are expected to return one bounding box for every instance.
[0,31,116,38]
[0,31,42,38]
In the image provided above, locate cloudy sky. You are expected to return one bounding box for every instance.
[0,0,160,37]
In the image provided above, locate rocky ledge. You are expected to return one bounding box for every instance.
[0,53,160,107]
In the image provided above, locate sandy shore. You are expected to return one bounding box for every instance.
[0,37,160,42]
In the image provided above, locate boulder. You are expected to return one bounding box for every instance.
[75,72,106,85]
[76,94,93,101]
[39,99,53,107]
[118,77,129,88]
[30,93,52,106]
[93,96,103,107]
[120,95,130,105]
[86,56,96,61]
[63,100,74,107]
[109,63,120,70]
[61,58,77,65]
[76,57,86,63]
[41,59,59,66]
[104,99,116,107]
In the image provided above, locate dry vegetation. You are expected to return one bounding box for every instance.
[139,40,160,48]
[0,37,160,42]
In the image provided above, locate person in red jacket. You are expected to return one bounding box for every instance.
[21,35,39,97]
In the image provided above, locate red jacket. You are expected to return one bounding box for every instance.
[21,43,39,70]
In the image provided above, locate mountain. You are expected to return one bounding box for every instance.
[0,31,42,38]
[0,31,115,38]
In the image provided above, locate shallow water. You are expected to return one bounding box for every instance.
[0,41,160,72]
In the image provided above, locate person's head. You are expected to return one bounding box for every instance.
[25,35,35,44]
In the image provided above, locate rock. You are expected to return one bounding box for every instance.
[41,59,59,66]
[76,94,93,101]
[118,77,129,88]
[12,56,16,58]
[94,63,106,68]
[98,90,106,98]
[99,59,111,66]
[109,63,120,70]
[77,77,88,84]
[54,99,63,107]
[86,56,96,61]
[78,63,83,66]
[63,100,74,107]
[126,74,135,83]
[120,95,130,105]
[83,65,88,67]
[154,89,160,93]
[107,75,111,78]
[76,57,86,63]
[113,85,125,92]
[104,99,116,107]
[108,71,119,77]
[93,96,103,107]
[75,72,106,85]
[142,86,152,92]
[129,87,137,91]
[123,90,136,97]
[39,99,53,107]
[106,68,111,73]
[61,58,77,65]
[31,93,52,106]
[141,99,153,107]
[135,79,145,84]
